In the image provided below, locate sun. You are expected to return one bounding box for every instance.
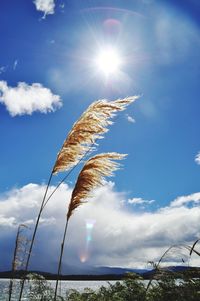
[95,47,122,76]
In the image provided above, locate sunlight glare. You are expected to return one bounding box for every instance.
[96,47,121,76]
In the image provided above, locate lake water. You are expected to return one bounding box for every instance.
[0,278,119,300]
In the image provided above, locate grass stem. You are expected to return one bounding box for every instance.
[18,172,53,301]
[54,218,69,301]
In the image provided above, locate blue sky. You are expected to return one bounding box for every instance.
[0,0,200,272]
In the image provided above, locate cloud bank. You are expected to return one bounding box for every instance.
[33,0,56,18]
[0,81,62,116]
[170,192,200,207]
[1,182,200,272]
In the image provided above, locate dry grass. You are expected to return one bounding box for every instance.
[9,224,29,301]
[67,152,126,220]
[19,96,138,301]
[54,152,126,299]
[53,97,138,174]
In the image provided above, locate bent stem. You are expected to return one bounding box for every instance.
[18,172,53,301]
[54,218,69,301]
[146,244,192,293]
[190,239,200,256]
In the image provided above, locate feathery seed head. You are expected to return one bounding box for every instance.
[52,96,138,174]
[67,152,127,220]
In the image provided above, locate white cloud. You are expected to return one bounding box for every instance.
[33,0,56,18]
[128,197,155,205]
[1,183,200,272]
[170,192,200,208]
[195,152,200,165]
[0,81,62,116]
[126,114,135,123]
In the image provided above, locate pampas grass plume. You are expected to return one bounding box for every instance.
[67,152,126,220]
[53,97,137,174]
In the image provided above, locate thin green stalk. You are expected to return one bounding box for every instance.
[54,218,69,301]
[18,172,53,301]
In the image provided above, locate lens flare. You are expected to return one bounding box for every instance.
[79,219,96,263]
[80,254,88,263]
[86,219,96,230]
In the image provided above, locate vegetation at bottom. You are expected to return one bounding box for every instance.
[26,271,200,301]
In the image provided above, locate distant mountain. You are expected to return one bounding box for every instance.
[142,266,200,279]
[0,265,148,280]
[49,262,149,276]
[62,265,148,275]
[1,265,199,280]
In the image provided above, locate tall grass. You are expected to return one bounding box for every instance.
[8,224,29,301]
[54,152,126,300]
[146,242,200,293]
[18,96,138,301]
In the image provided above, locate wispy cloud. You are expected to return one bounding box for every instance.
[195,152,200,165]
[0,81,62,116]
[155,8,200,65]
[33,0,56,18]
[59,3,65,12]
[126,114,135,123]
[13,60,18,70]
[1,182,200,271]
[128,197,155,205]
[0,66,7,74]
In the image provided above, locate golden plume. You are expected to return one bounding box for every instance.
[67,152,126,220]
[52,96,138,174]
